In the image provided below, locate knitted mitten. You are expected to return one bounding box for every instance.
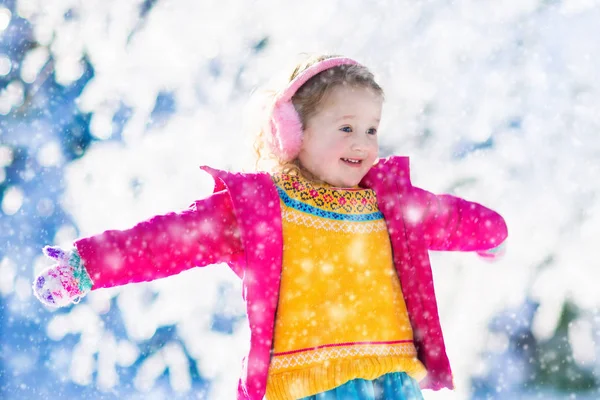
[33,246,93,308]
[476,242,506,261]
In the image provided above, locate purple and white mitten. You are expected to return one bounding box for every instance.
[32,246,93,308]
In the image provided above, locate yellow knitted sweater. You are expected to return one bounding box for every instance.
[265,173,427,400]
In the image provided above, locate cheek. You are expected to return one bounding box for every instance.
[314,138,342,155]
[368,139,379,153]
[301,133,346,160]
[327,136,347,151]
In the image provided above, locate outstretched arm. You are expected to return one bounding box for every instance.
[34,189,244,307]
[408,187,508,252]
[77,189,243,288]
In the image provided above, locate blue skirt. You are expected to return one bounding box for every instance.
[299,372,424,400]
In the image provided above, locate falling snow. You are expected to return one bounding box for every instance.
[1,0,600,399]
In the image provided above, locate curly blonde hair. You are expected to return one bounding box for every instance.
[253,54,384,177]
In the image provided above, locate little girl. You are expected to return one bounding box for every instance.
[33,54,508,400]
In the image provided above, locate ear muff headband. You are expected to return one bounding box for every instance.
[268,57,360,162]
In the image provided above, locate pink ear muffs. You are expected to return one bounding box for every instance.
[269,57,360,162]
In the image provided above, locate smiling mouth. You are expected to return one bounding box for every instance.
[341,158,363,166]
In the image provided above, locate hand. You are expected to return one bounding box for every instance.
[476,242,506,262]
[32,246,93,308]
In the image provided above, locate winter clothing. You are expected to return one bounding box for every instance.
[34,156,507,400]
[269,57,359,162]
[266,173,426,399]
[33,246,93,307]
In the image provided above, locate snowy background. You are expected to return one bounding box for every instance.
[1,0,599,399]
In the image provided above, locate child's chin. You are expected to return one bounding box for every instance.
[336,178,361,188]
[326,171,366,188]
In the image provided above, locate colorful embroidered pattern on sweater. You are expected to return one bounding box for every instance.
[272,173,382,220]
[269,340,418,373]
[281,207,388,234]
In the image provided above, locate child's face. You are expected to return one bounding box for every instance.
[298,85,382,188]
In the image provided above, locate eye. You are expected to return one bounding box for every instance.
[340,126,352,133]
[367,128,378,135]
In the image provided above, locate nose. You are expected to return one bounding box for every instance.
[350,133,370,153]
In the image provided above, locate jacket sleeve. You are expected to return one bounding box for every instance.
[408,187,508,252]
[74,189,245,289]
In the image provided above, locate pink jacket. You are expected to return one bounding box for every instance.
[75,156,508,400]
